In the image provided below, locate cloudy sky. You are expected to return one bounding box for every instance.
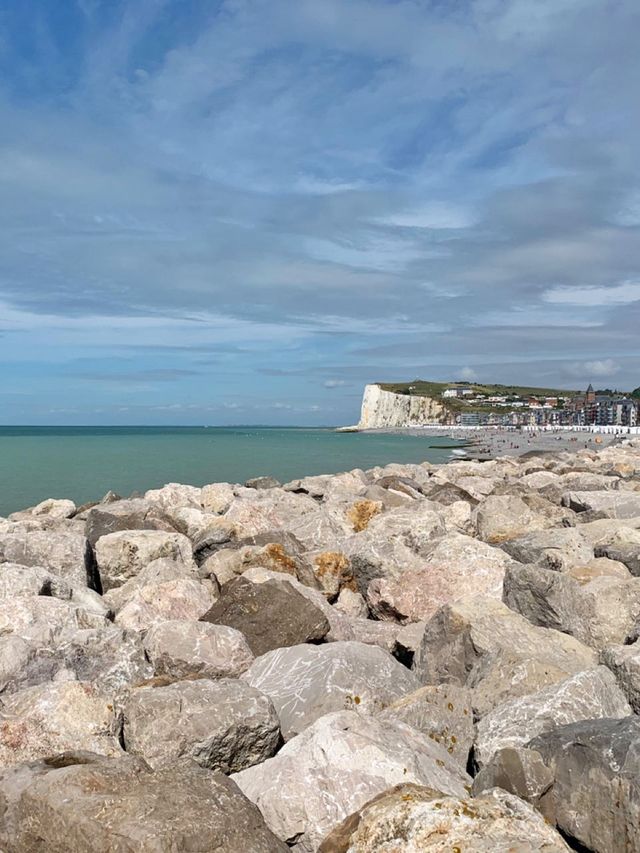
[1,0,638,425]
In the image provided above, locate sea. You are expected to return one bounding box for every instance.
[0,426,463,517]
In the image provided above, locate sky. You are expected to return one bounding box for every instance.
[0,0,639,425]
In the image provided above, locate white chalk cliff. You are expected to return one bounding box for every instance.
[357,384,447,429]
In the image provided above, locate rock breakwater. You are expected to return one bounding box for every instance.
[1,440,640,849]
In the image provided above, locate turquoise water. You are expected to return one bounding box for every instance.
[0,426,461,517]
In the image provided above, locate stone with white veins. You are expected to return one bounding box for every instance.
[242,640,420,740]
[474,666,631,768]
[143,619,254,679]
[232,710,470,853]
[122,678,280,773]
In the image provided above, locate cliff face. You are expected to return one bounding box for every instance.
[357,384,447,429]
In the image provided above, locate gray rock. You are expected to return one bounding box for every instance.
[0,624,152,695]
[0,752,288,852]
[0,562,72,600]
[201,481,236,514]
[144,482,202,509]
[318,784,570,853]
[474,666,631,768]
[601,642,640,712]
[0,681,122,766]
[245,475,280,489]
[114,577,214,633]
[562,489,640,518]
[472,746,555,806]
[595,543,640,575]
[95,529,194,591]
[102,556,201,613]
[473,494,549,544]
[200,575,329,656]
[414,596,597,716]
[528,717,640,853]
[242,640,419,740]
[9,498,76,521]
[122,678,280,773]
[333,587,369,619]
[501,527,593,571]
[84,498,174,547]
[366,534,510,624]
[240,566,356,642]
[232,710,470,852]
[0,524,93,589]
[143,619,254,679]
[503,562,640,650]
[378,683,474,767]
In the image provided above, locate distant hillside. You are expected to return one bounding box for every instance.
[379,380,582,398]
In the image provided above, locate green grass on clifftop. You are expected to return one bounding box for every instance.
[379,380,582,398]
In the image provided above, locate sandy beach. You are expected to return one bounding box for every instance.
[359,426,625,460]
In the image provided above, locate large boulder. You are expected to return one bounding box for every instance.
[562,489,640,518]
[114,577,214,633]
[414,596,597,716]
[0,624,152,695]
[0,682,122,766]
[0,524,92,589]
[378,683,474,767]
[9,498,76,522]
[318,784,570,853]
[366,535,510,624]
[84,498,174,547]
[102,556,203,613]
[527,717,640,853]
[500,527,593,571]
[601,642,640,712]
[224,489,319,539]
[0,752,288,852]
[201,481,236,514]
[95,529,193,591]
[200,576,329,656]
[242,641,420,740]
[474,666,631,768]
[144,482,202,510]
[143,619,254,679]
[0,562,72,599]
[503,562,640,650]
[122,678,280,773]
[473,494,549,543]
[232,710,470,852]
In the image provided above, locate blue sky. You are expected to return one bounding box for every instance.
[0,0,639,425]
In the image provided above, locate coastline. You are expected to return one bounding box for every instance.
[354,425,626,460]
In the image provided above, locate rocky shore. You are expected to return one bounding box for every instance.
[1,441,640,850]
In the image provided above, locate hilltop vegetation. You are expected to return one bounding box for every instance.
[378,380,582,398]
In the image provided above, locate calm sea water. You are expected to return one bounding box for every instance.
[0,426,462,517]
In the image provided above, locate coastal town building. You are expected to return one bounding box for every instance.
[447,383,640,429]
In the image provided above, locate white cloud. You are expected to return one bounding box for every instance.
[458,366,478,381]
[543,281,640,306]
[324,379,348,388]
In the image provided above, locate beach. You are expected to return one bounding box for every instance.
[359,425,625,460]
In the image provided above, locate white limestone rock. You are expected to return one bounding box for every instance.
[0,681,122,767]
[242,640,420,740]
[95,529,194,591]
[474,666,631,768]
[232,710,469,852]
[114,577,214,633]
[143,619,254,679]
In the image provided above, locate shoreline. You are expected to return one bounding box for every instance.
[354,425,626,460]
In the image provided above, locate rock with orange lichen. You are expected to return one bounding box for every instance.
[317,784,570,853]
[346,499,383,532]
